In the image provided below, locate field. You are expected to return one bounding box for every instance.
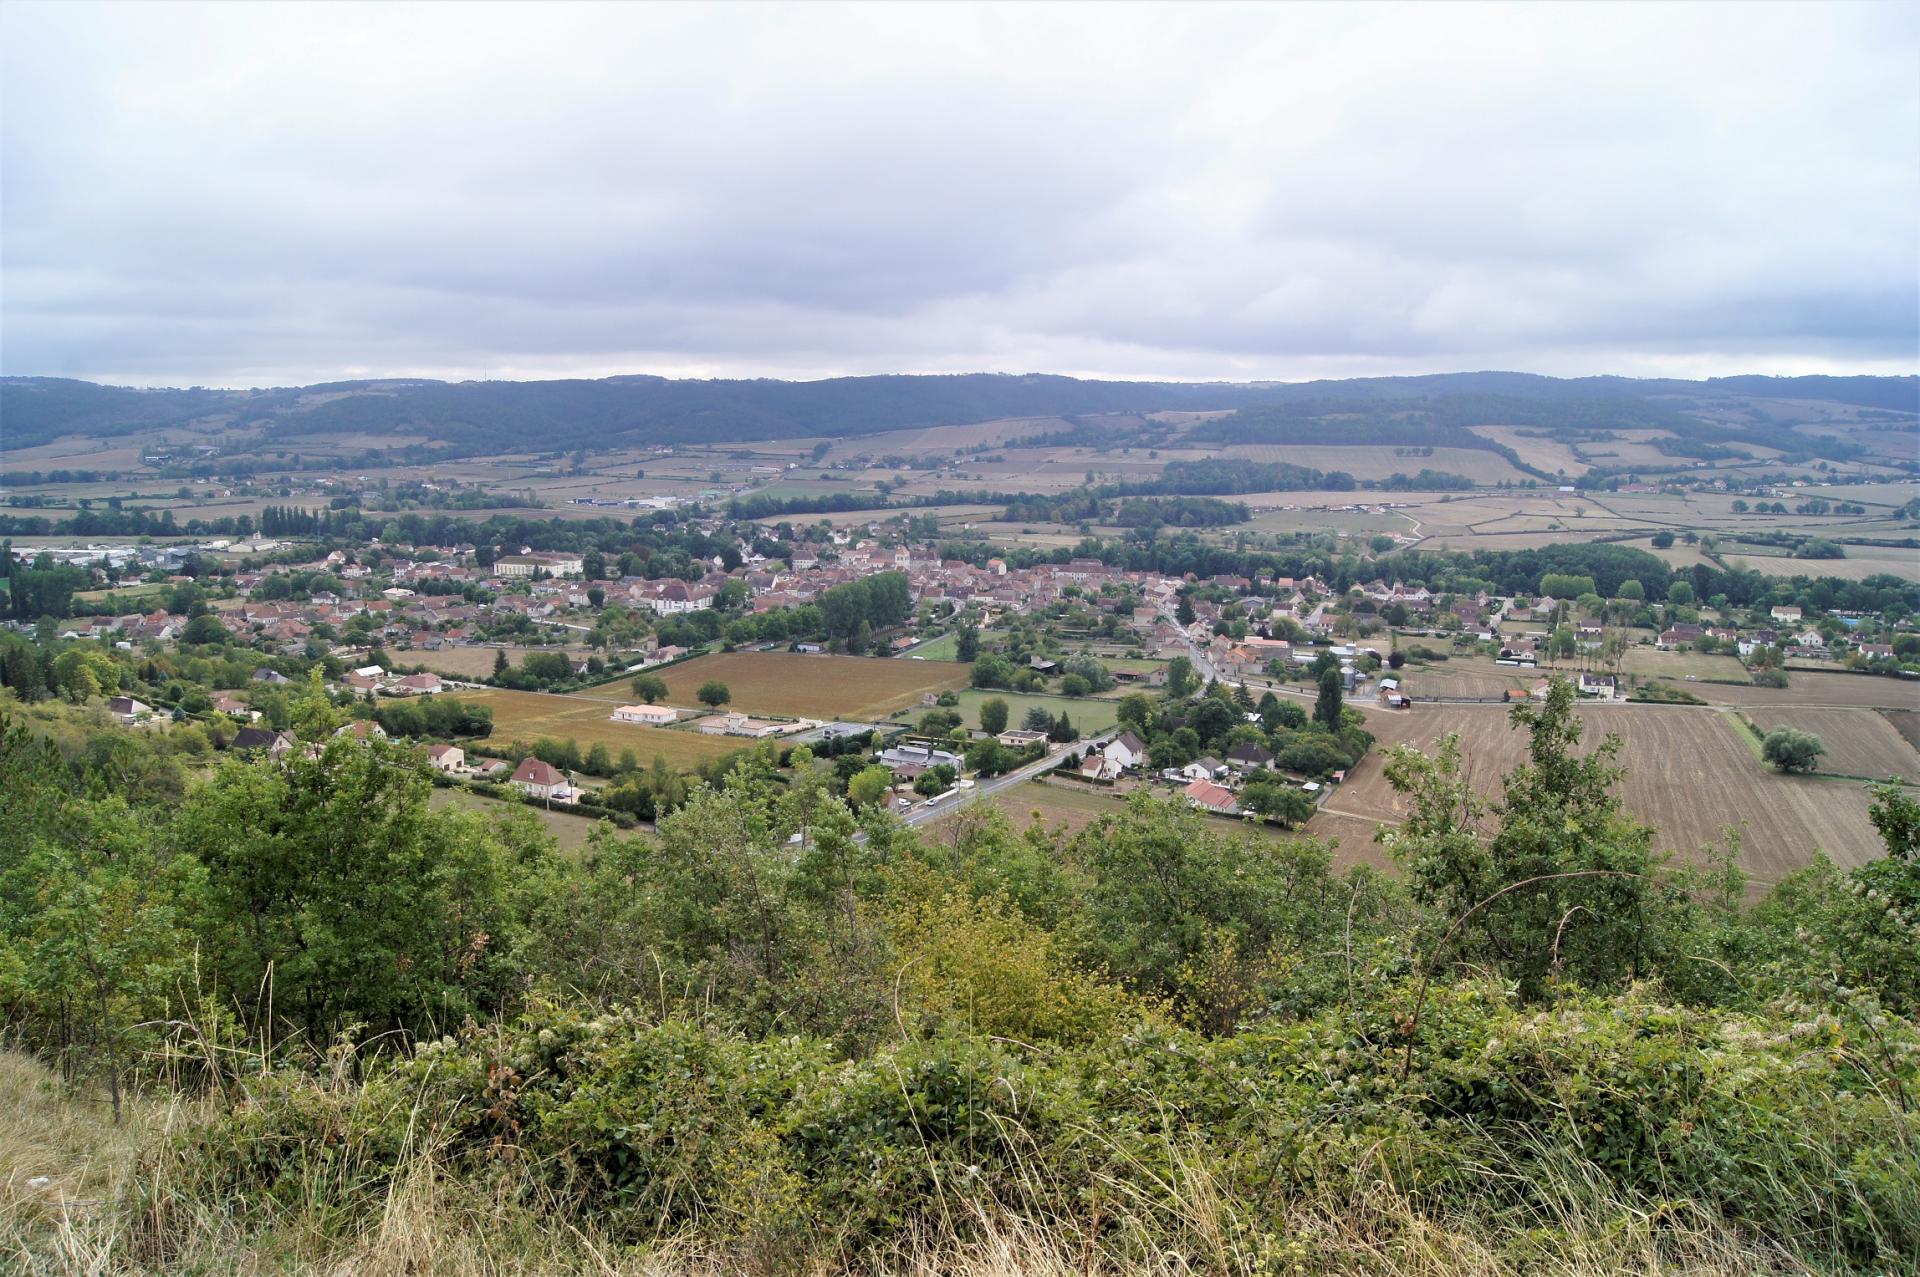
[905,632,963,661]
[1212,443,1533,485]
[1725,546,1920,582]
[1468,426,1588,475]
[579,651,969,721]
[1391,657,1533,700]
[1620,649,1751,682]
[428,785,613,852]
[1690,671,1920,710]
[935,777,1394,871]
[952,688,1122,733]
[1333,702,1891,894]
[1742,707,1920,782]
[399,645,562,679]
[1888,709,1920,752]
[457,688,748,769]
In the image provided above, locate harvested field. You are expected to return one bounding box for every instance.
[1392,659,1533,701]
[1741,707,1920,783]
[1725,548,1920,582]
[1468,426,1588,475]
[1887,709,1920,753]
[579,651,969,721]
[1339,702,1889,893]
[457,688,749,770]
[1691,671,1920,711]
[1299,809,1398,873]
[399,645,559,679]
[1215,444,1531,485]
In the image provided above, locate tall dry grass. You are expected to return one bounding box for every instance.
[1,1049,1814,1277]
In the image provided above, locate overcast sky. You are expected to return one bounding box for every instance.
[3,1,1916,388]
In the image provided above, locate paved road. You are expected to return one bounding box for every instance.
[902,730,1116,828]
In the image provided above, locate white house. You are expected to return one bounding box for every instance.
[426,744,465,772]
[698,712,784,738]
[1575,673,1620,701]
[612,704,678,726]
[1104,731,1148,772]
[512,757,577,803]
[1181,757,1229,783]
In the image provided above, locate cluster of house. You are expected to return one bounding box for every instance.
[607,701,794,738]
[339,665,446,696]
[1047,731,1322,819]
[28,522,1909,710]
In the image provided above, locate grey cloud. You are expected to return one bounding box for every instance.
[2,1,1915,386]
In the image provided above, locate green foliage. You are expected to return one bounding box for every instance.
[846,764,893,809]
[817,572,911,646]
[977,696,1009,736]
[1314,665,1344,730]
[1382,678,1684,999]
[6,644,1920,1274]
[1059,654,1114,692]
[371,695,493,739]
[1540,572,1598,600]
[696,679,732,709]
[968,654,1014,689]
[1762,726,1826,773]
[169,736,538,1044]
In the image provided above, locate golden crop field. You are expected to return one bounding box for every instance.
[400,645,565,679]
[458,688,747,769]
[579,651,970,721]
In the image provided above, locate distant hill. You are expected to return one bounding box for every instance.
[2,369,1913,454]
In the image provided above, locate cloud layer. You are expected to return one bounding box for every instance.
[4,1,1916,386]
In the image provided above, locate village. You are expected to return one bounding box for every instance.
[11,494,1916,864]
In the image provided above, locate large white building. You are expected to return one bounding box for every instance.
[612,704,678,726]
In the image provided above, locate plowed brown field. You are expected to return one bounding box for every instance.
[1332,703,1889,896]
